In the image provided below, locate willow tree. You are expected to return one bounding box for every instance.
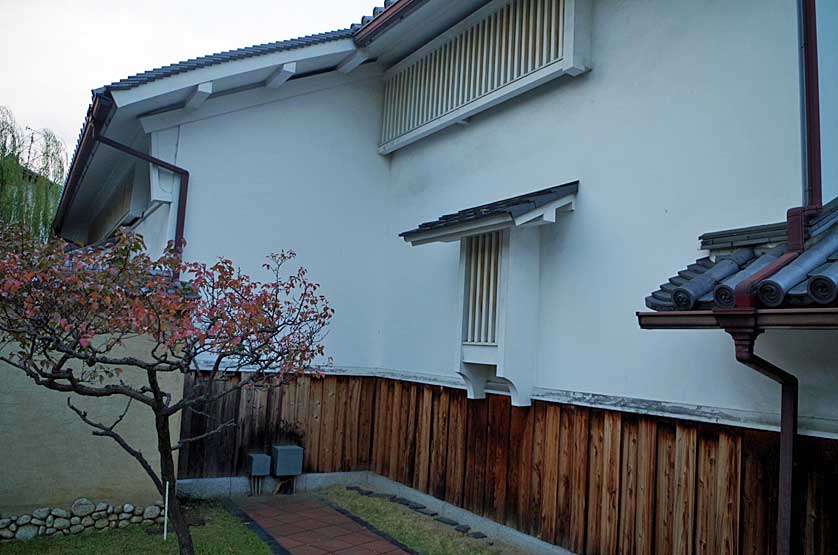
[0,106,65,242]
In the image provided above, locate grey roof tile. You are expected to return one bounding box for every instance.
[400,181,579,238]
[101,29,354,92]
[647,225,838,311]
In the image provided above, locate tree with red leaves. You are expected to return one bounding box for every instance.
[0,226,333,554]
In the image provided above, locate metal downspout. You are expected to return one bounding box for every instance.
[93,133,190,276]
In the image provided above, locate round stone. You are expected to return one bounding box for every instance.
[0,529,13,540]
[117,520,130,529]
[71,498,96,517]
[46,515,54,527]
[118,513,131,521]
[108,514,117,521]
[17,515,30,526]
[0,519,9,529]
[51,509,68,518]
[94,520,108,529]
[45,528,56,536]
[15,525,38,541]
[81,516,94,527]
[69,524,84,534]
[155,516,164,524]
[37,525,45,536]
[133,506,143,516]
[121,504,134,514]
[32,508,51,520]
[70,517,80,526]
[53,518,70,530]
[8,524,15,532]
[130,516,143,524]
[109,521,116,529]
[142,506,161,520]
[92,511,107,520]
[95,503,108,512]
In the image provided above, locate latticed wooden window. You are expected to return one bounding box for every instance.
[463,231,502,344]
[379,0,590,153]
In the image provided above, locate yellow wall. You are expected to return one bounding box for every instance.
[0,337,183,513]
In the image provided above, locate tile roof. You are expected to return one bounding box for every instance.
[400,181,579,238]
[350,0,399,31]
[99,29,354,93]
[645,229,838,311]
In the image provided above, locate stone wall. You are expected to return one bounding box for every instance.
[0,497,165,543]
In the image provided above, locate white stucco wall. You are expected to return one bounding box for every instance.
[139,0,838,436]
[817,0,838,203]
[382,0,838,436]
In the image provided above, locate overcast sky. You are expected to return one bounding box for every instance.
[0,0,380,152]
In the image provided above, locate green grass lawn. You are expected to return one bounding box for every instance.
[319,487,529,555]
[0,501,271,555]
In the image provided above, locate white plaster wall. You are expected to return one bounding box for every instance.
[817,0,838,203]
[135,0,838,436]
[168,70,394,369]
[384,0,838,435]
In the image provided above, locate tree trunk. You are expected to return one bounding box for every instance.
[155,411,195,555]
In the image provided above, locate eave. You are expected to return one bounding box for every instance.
[637,308,838,330]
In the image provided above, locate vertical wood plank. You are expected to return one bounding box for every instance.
[517,403,536,533]
[600,411,622,554]
[529,401,548,537]
[396,382,413,483]
[304,378,323,472]
[655,425,676,555]
[715,432,741,555]
[619,417,639,555]
[445,390,468,507]
[294,376,310,432]
[332,378,348,471]
[673,424,697,555]
[635,418,657,555]
[695,433,719,555]
[465,398,488,514]
[318,377,337,473]
[430,387,451,499]
[570,406,590,554]
[540,403,561,543]
[371,379,385,474]
[586,410,605,554]
[505,405,527,528]
[486,394,510,524]
[388,381,404,480]
[344,378,362,471]
[414,385,434,493]
[556,405,574,547]
[356,378,376,470]
[402,382,419,485]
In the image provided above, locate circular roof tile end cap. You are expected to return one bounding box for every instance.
[672,288,695,310]
[808,275,838,305]
[713,284,736,309]
[757,280,786,308]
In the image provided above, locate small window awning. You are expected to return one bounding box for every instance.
[399,181,578,246]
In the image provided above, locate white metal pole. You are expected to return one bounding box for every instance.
[163,481,169,542]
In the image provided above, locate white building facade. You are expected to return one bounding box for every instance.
[56,0,837,439]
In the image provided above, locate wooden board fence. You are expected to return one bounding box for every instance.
[178,374,838,555]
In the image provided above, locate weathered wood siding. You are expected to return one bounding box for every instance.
[179,374,838,554]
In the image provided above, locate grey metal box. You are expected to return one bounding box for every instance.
[248,453,271,477]
[272,445,304,476]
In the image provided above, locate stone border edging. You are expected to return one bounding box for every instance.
[317,496,421,555]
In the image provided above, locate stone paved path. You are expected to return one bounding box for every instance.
[235,494,410,555]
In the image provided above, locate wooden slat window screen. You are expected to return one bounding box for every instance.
[464,231,501,344]
[381,0,565,147]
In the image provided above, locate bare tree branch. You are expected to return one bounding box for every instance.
[66,398,164,495]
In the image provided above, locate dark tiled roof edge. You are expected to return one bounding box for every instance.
[101,29,354,93]
[399,181,579,238]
